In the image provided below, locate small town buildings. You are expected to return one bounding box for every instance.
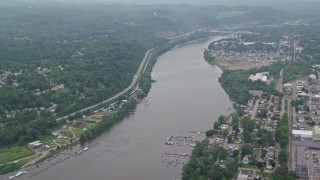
[27,141,43,149]
[237,174,249,180]
[73,119,84,127]
[249,72,268,82]
[51,84,64,91]
[297,116,305,123]
[267,147,275,160]
[292,130,313,140]
[313,126,320,141]
[242,155,252,164]
[220,124,229,130]
[309,74,317,80]
[283,83,293,88]
[266,164,273,170]
[249,90,263,97]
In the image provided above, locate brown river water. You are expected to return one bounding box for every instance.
[2,36,232,180]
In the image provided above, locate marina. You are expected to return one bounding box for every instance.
[161,132,204,168]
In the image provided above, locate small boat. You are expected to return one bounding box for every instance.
[15,171,23,177]
[145,98,152,106]
[83,147,88,151]
[8,175,15,180]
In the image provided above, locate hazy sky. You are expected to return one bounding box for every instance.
[3,0,320,9]
[11,0,320,5]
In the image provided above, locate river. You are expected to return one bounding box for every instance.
[6,36,232,180]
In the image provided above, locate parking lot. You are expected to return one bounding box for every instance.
[307,150,320,180]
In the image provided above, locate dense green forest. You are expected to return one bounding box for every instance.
[218,61,284,105]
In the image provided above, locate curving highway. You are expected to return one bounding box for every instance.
[57,49,154,120]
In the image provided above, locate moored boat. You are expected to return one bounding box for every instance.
[15,171,23,177]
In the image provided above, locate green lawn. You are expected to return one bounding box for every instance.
[62,130,74,138]
[73,128,85,138]
[39,146,50,152]
[0,156,35,174]
[0,146,35,164]
[39,135,55,144]
[258,173,273,180]
[85,122,96,129]
[270,79,277,90]
[217,11,248,19]
[56,140,69,146]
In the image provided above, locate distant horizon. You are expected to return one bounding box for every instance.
[1,0,320,15]
[2,0,320,5]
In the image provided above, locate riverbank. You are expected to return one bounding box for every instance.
[203,52,273,71]
[1,35,232,180]
[215,60,273,70]
[182,37,294,179]
[0,31,226,176]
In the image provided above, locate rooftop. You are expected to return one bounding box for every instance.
[292,130,313,136]
[237,174,248,180]
[315,126,320,135]
[249,73,268,82]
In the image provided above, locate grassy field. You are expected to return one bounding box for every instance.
[56,139,69,146]
[62,130,74,138]
[258,173,273,180]
[85,122,96,129]
[73,128,85,138]
[0,156,35,174]
[270,79,277,90]
[39,135,55,144]
[0,146,35,164]
[217,11,247,19]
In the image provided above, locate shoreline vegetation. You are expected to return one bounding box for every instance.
[0,31,219,175]
[182,37,297,179]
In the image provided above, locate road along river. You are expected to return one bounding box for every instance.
[5,36,233,180]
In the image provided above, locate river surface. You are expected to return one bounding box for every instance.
[6,36,232,180]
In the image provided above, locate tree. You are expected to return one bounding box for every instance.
[214,122,219,130]
[232,124,239,133]
[279,139,288,148]
[218,115,226,124]
[222,129,229,138]
[243,131,252,143]
[288,171,297,180]
[261,149,267,158]
[256,162,264,169]
[269,160,276,168]
[236,108,244,116]
[273,163,288,180]
[206,129,215,137]
[257,109,268,118]
[242,117,255,132]
[279,149,288,164]
[233,150,239,157]
[241,144,253,157]
[227,135,232,143]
